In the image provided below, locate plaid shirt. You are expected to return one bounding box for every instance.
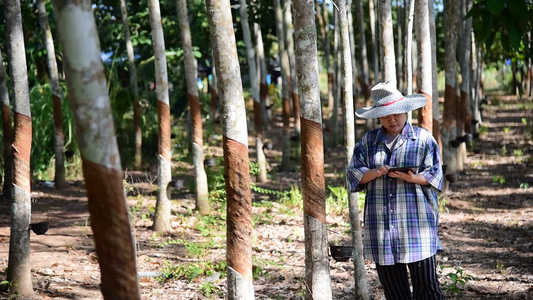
[347,124,443,265]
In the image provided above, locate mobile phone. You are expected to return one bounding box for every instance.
[388,166,418,174]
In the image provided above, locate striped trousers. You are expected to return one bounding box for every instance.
[376,255,444,300]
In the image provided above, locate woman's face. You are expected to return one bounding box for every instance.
[379,113,407,136]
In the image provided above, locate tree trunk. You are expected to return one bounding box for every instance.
[377,0,397,86]
[333,11,340,146]
[356,0,370,100]
[293,1,332,299]
[119,0,142,170]
[205,1,254,298]
[284,0,300,134]
[443,0,460,175]
[37,0,68,188]
[52,1,141,298]
[255,22,271,128]
[369,0,379,83]
[177,0,210,213]
[338,1,370,298]
[459,0,473,160]
[209,51,218,123]
[0,50,13,203]
[275,0,292,171]
[406,0,415,123]
[5,0,33,295]
[415,0,433,133]
[428,0,442,156]
[240,0,267,184]
[347,0,359,99]
[321,1,334,111]
[148,0,172,232]
[396,0,404,91]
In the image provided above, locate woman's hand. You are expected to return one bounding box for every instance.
[360,165,390,184]
[388,170,430,185]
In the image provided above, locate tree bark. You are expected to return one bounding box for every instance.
[5,0,33,295]
[284,0,301,134]
[0,50,13,203]
[377,0,397,86]
[275,0,292,171]
[255,22,271,127]
[443,0,460,175]
[51,0,141,298]
[416,0,433,133]
[148,0,172,232]
[428,0,442,156]
[37,0,68,188]
[239,0,267,183]
[406,0,415,123]
[205,1,254,298]
[177,0,210,213]
[119,0,142,170]
[369,0,379,83]
[338,1,370,298]
[293,1,333,299]
[356,0,370,101]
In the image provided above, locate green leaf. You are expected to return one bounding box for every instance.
[487,0,505,14]
[506,21,523,50]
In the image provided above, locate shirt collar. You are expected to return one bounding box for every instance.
[374,123,417,145]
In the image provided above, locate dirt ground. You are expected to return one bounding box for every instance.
[0,92,532,299]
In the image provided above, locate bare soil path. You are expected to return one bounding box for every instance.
[0,92,532,299]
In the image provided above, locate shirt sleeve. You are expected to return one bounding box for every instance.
[347,137,370,192]
[420,134,444,192]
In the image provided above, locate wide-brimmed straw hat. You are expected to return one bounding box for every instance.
[355,81,427,119]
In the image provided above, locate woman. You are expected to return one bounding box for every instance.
[348,82,444,300]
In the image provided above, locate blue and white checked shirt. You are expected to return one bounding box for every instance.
[347,124,443,265]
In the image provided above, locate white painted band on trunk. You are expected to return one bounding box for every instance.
[227,266,254,300]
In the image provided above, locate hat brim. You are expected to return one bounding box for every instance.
[355,94,428,119]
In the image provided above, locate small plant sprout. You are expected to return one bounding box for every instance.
[492,175,506,185]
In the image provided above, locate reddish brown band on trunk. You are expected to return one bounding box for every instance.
[157,101,171,160]
[209,87,217,117]
[433,119,443,160]
[300,118,326,224]
[13,113,31,192]
[82,158,139,299]
[188,93,203,147]
[292,92,300,127]
[260,82,269,106]
[282,96,291,127]
[223,136,252,281]
[253,100,262,135]
[417,90,432,134]
[52,94,64,139]
[443,84,455,130]
[460,90,470,133]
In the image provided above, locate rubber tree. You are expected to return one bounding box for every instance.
[284,0,300,134]
[36,0,68,188]
[177,0,210,213]
[239,0,267,183]
[293,0,332,299]
[255,22,271,127]
[377,0,397,86]
[5,0,33,295]
[148,0,172,232]
[52,0,141,297]
[0,50,13,203]
[415,0,433,134]
[405,0,415,122]
[428,0,443,155]
[338,1,370,298]
[369,0,379,83]
[457,0,473,169]
[396,0,404,90]
[205,1,254,298]
[356,0,370,100]
[443,0,460,176]
[119,0,142,170]
[275,0,292,171]
[315,0,334,110]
